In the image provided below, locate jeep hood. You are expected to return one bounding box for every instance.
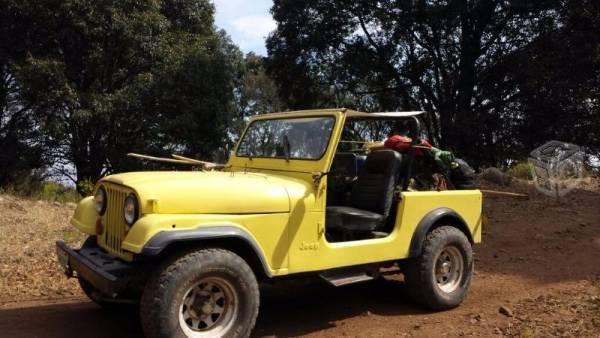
[102,171,291,214]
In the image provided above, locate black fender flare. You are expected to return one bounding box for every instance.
[141,225,272,277]
[408,207,473,257]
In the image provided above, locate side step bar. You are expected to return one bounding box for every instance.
[319,270,376,287]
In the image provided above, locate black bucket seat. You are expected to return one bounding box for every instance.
[326,150,402,233]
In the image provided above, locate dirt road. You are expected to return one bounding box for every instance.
[0,181,599,337]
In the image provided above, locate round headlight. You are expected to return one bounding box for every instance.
[124,194,139,226]
[94,186,107,215]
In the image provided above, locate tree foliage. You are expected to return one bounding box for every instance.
[503,0,600,159]
[267,0,599,166]
[1,0,243,191]
[0,66,46,189]
[230,52,285,144]
[2,0,599,192]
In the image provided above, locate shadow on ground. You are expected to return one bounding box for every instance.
[253,278,426,337]
[0,278,426,338]
[0,301,142,338]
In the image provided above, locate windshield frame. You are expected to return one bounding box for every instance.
[235,115,337,161]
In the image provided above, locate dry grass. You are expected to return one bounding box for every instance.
[0,194,86,304]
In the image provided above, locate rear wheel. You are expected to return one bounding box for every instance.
[140,248,259,338]
[404,226,473,310]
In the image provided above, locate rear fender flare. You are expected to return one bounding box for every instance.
[408,208,473,257]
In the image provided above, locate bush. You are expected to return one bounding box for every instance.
[1,170,45,196]
[38,181,81,203]
[0,178,81,203]
[76,179,95,197]
[506,161,533,180]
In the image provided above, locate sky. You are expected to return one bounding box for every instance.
[212,0,276,56]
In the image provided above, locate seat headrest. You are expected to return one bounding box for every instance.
[364,150,402,174]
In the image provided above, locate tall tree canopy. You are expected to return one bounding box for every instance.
[230,52,285,144]
[1,0,242,191]
[503,1,600,159]
[267,0,599,166]
[0,1,49,188]
[1,0,599,193]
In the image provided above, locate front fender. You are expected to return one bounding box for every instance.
[70,196,97,235]
[140,225,273,277]
[120,213,285,277]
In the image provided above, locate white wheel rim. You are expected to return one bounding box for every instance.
[434,246,464,293]
[179,277,238,338]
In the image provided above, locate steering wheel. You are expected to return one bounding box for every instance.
[327,169,356,194]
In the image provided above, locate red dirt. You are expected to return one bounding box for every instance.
[0,179,599,337]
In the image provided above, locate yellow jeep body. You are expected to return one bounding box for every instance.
[69,108,482,278]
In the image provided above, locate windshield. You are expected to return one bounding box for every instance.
[236,116,335,160]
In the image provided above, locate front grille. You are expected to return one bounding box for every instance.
[100,185,128,257]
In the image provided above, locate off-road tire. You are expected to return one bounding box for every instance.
[404,226,473,310]
[140,248,260,338]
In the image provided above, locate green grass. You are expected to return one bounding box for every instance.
[506,161,534,180]
[38,181,81,203]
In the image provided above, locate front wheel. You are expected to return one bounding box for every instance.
[404,226,473,310]
[140,248,259,338]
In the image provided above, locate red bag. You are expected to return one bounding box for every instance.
[384,135,413,151]
[384,135,432,156]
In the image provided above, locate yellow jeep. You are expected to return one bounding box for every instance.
[56,108,482,338]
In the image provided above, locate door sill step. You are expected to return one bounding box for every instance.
[319,270,375,287]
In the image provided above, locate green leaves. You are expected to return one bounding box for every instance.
[0,0,244,189]
[266,0,599,167]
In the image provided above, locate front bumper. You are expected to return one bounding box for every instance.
[56,241,140,297]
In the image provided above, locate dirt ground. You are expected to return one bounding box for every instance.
[0,179,599,337]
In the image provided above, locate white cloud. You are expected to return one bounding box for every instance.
[212,0,275,55]
[232,15,276,46]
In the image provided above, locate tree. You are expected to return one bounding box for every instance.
[503,0,600,159]
[230,53,285,144]
[0,66,47,189]
[267,0,561,166]
[149,29,243,161]
[0,0,50,189]
[1,0,242,192]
